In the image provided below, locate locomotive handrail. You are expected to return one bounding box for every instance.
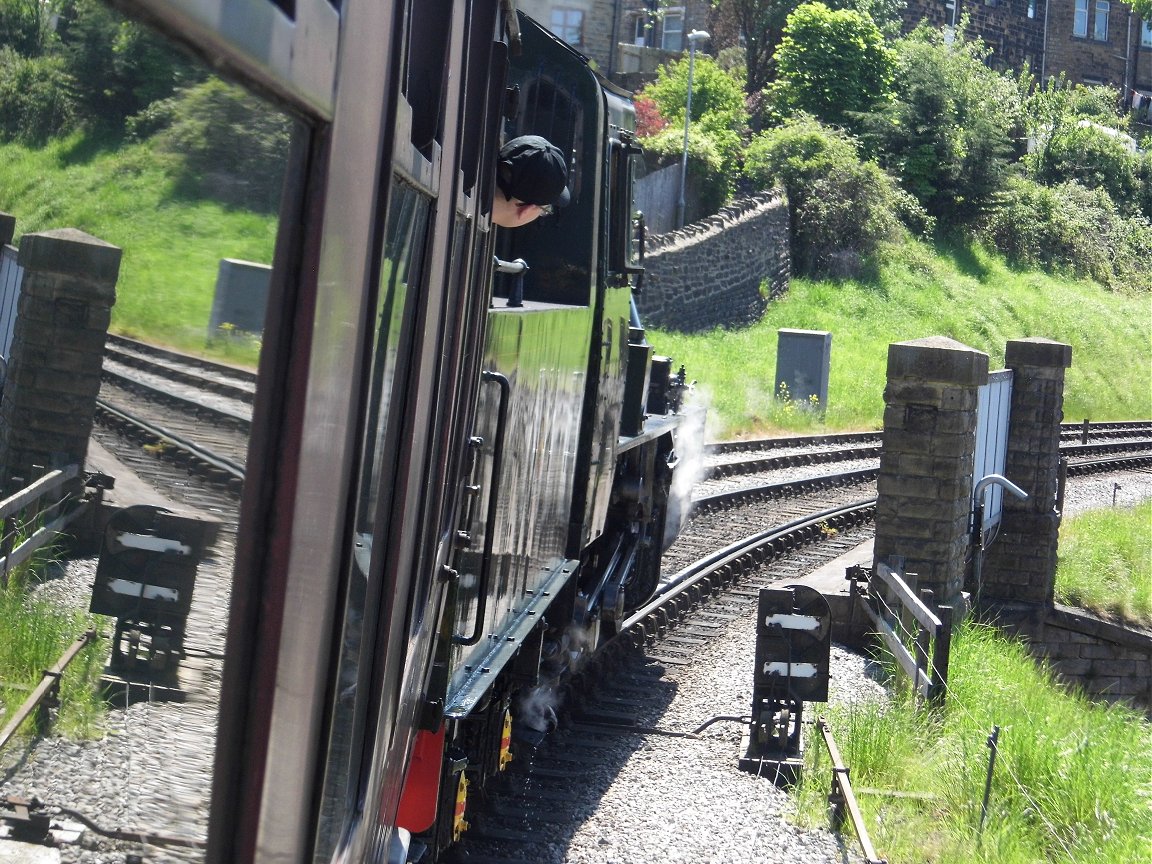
[454,370,512,646]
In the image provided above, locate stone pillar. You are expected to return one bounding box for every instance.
[0,229,120,494]
[874,336,989,608]
[974,338,1072,607]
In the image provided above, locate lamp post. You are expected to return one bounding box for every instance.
[676,29,710,229]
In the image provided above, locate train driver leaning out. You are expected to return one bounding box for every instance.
[491,135,570,228]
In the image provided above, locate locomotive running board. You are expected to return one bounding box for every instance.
[443,557,580,719]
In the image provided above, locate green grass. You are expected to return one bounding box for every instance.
[0,561,107,740]
[797,622,1152,864]
[1055,501,1152,627]
[652,240,1152,439]
[0,133,276,362]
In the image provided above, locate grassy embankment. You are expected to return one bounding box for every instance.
[2,135,1149,432]
[650,241,1151,439]
[795,620,1152,864]
[0,134,275,365]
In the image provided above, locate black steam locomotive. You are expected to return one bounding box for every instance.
[100,1,696,861]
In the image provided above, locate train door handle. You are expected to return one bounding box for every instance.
[454,370,511,646]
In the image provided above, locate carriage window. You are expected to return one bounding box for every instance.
[0,0,295,855]
[406,0,453,155]
[314,176,431,861]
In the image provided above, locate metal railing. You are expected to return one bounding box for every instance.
[818,717,888,864]
[0,630,97,751]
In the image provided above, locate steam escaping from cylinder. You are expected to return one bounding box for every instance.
[664,388,709,550]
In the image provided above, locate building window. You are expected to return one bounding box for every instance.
[1093,0,1109,40]
[1074,0,1088,36]
[632,13,648,45]
[551,8,584,47]
[662,7,684,51]
[1027,0,1036,18]
[1142,19,1151,47]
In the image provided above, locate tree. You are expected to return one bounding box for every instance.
[709,0,906,97]
[770,2,896,131]
[861,25,1020,228]
[58,0,199,133]
[637,53,748,175]
[1131,0,1151,19]
[0,0,60,57]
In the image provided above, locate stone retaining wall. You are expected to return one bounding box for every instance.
[635,191,789,332]
[991,603,1152,713]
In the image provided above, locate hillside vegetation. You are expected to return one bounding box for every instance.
[1,135,1148,437]
[651,240,1151,439]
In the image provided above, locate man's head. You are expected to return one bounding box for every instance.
[492,135,570,228]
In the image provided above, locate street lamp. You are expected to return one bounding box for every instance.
[676,29,710,230]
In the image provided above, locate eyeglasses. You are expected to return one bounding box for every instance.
[513,199,553,217]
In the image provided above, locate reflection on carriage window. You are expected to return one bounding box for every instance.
[314,177,431,861]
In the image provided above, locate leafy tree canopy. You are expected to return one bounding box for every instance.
[860,24,1020,227]
[770,2,896,130]
[637,53,748,173]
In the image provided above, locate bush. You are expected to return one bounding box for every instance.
[863,26,1020,229]
[640,126,729,218]
[1028,123,1142,218]
[0,48,77,144]
[154,78,291,211]
[744,116,929,277]
[770,2,896,132]
[978,176,1152,291]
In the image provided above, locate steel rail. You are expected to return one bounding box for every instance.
[105,333,258,384]
[94,400,246,483]
[620,499,877,636]
[705,420,1151,457]
[693,467,879,514]
[0,630,97,752]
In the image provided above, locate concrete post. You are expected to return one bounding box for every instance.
[973,338,1072,608]
[874,336,989,608]
[0,229,121,494]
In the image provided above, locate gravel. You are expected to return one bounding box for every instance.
[1,469,1148,864]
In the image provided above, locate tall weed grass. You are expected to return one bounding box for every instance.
[1055,501,1152,626]
[797,623,1152,864]
[0,559,107,739]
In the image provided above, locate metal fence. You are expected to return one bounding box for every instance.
[973,369,1013,546]
[0,243,22,363]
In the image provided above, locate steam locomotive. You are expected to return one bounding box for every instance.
[101,0,695,860]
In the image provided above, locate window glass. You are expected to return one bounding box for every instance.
[550,8,584,46]
[633,13,647,43]
[1074,0,1088,36]
[662,8,684,51]
[1094,0,1109,40]
[1143,19,1152,47]
[314,176,431,862]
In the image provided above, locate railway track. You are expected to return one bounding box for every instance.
[5,339,1144,862]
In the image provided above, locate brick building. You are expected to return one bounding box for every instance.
[524,0,1151,126]
[898,0,1151,117]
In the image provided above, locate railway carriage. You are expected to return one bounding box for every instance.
[90,0,694,861]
